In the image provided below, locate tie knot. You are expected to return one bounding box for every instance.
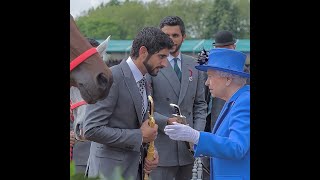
[173,58,179,63]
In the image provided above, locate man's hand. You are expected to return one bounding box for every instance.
[172,114,187,125]
[144,149,159,174]
[164,122,200,144]
[167,117,179,125]
[140,120,158,143]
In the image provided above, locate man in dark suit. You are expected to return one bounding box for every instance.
[83,27,174,180]
[149,16,207,180]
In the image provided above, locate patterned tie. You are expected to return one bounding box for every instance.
[173,58,182,82]
[138,77,146,119]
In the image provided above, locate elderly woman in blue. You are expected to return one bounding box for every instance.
[164,48,250,180]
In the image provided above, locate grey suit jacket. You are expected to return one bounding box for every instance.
[148,54,207,166]
[83,60,149,180]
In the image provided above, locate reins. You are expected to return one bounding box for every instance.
[70,99,87,161]
[70,100,87,122]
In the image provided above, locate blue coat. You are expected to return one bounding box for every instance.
[194,85,250,180]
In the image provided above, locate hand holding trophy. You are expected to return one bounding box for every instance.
[170,103,188,125]
[144,95,156,180]
[169,103,194,152]
[168,103,203,180]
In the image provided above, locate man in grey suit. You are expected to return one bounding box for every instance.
[149,16,207,180]
[83,27,174,180]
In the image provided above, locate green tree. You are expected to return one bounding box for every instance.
[203,0,241,38]
[235,0,250,38]
[106,0,121,6]
[76,0,147,39]
[74,0,249,40]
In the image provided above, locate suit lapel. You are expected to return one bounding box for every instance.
[160,59,180,97]
[178,56,191,105]
[120,61,143,125]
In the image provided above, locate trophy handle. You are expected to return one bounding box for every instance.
[170,103,181,115]
[148,95,154,117]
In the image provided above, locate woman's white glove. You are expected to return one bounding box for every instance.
[164,122,200,144]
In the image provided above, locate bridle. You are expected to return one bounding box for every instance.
[70,48,97,160]
[70,47,98,72]
[70,47,98,116]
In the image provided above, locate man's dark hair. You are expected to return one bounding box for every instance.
[86,37,100,47]
[130,27,173,59]
[159,16,185,36]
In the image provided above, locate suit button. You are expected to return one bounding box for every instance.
[166,98,170,101]
[188,112,191,115]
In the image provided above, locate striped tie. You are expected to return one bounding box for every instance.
[173,58,182,82]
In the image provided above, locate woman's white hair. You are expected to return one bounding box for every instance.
[216,70,247,86]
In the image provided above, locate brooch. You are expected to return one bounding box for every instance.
[197,48,209,65]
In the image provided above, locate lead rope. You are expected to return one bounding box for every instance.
[70,100,87,161]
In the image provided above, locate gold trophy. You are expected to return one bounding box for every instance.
[144,95,156,180]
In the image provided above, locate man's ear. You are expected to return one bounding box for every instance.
[182,34,186,43]
[139,46,148,58]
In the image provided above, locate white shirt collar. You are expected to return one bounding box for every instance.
[168,53,182,62]
[126,57,144,83]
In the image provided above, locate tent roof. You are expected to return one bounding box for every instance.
[98,39,250,53]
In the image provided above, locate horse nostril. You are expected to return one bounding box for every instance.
[97,73,108,87]
[96,72,113,100]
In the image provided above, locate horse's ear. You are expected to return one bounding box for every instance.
[97,35,111,55]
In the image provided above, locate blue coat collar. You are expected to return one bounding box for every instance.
[227,85,250,104]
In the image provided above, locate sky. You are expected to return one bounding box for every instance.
[70,0,108,17]
[70,0,151,18]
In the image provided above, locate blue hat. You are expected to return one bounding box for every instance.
[195,48,250,78]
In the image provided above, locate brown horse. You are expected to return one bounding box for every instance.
[70,14,113,104]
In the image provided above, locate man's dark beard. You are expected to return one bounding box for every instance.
[171,43,182,54]
[143,54,160,76]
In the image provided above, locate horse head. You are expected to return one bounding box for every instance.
[70,36,113,141]
[70,14,113,104]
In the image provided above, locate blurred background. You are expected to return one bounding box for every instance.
[70,0,250,63]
